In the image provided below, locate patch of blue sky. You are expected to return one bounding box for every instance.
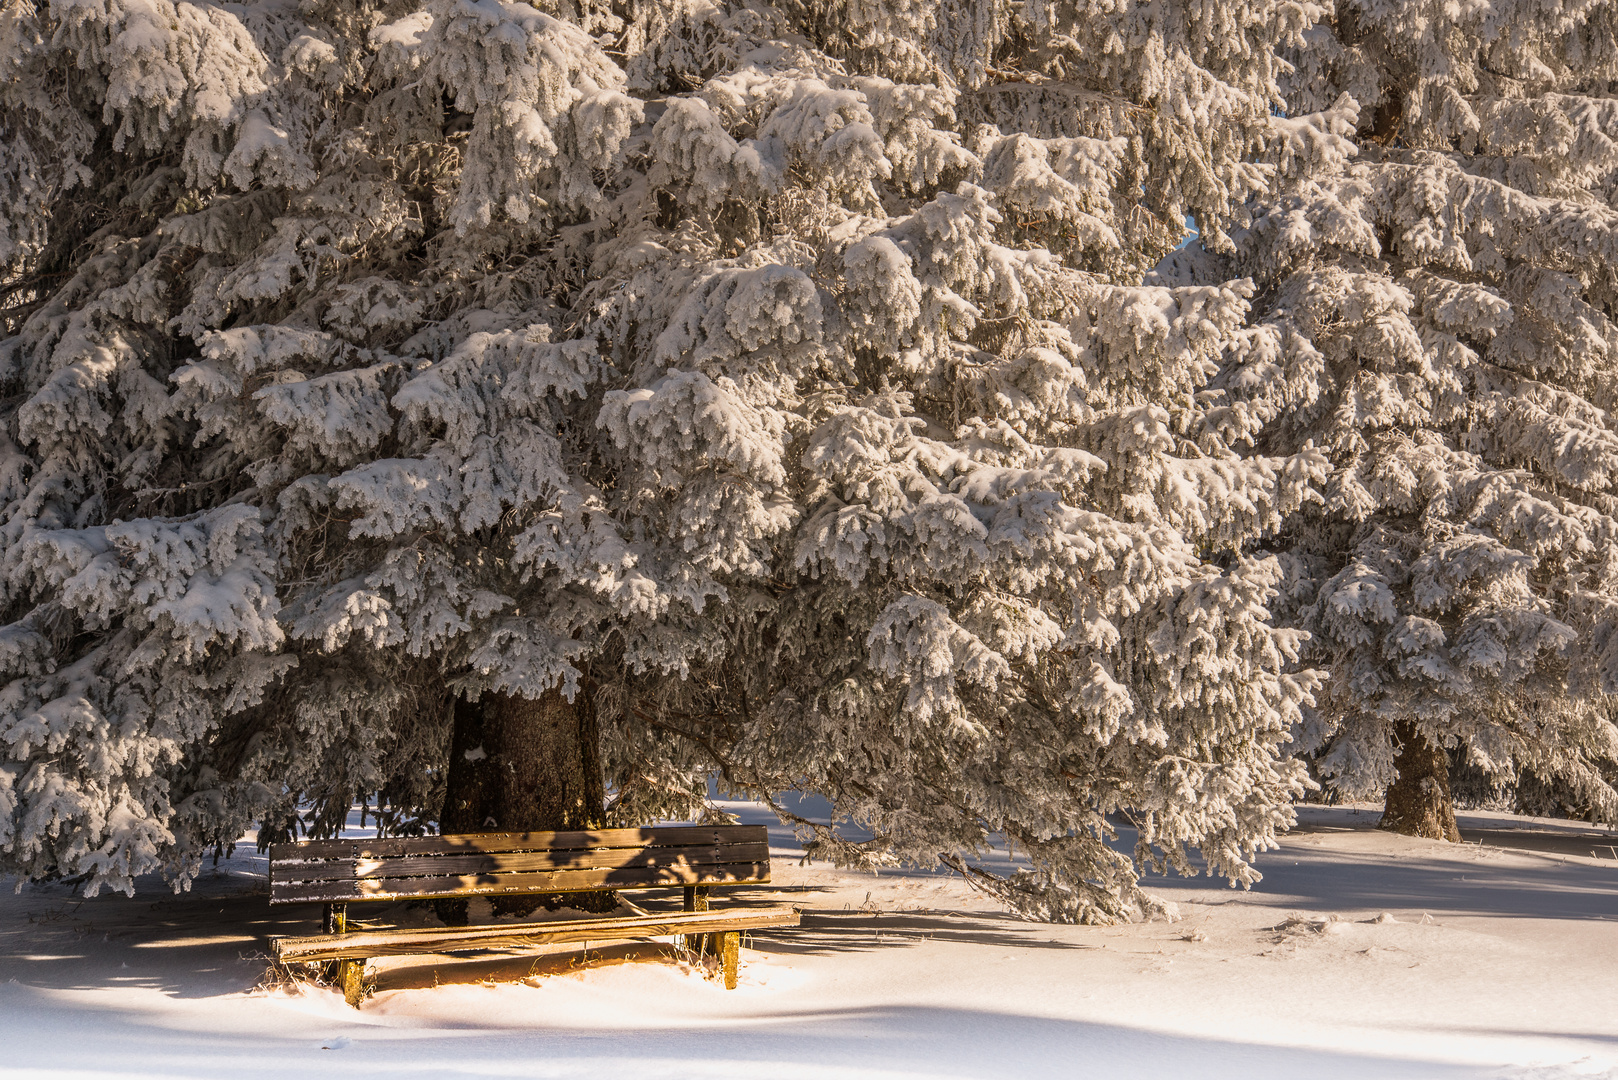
[1177,214,1198,250]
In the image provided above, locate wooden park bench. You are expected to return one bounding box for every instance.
[268,824,798,1006]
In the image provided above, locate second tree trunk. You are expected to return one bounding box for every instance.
[1378,720,1462,842]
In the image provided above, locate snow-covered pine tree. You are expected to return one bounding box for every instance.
[0,0,1326,919]
[1162,0,1618,838]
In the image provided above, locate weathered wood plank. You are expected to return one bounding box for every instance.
[269,825,766,863]
[273,906,799,963]
[271,842,770,885]
[269,860,771,904]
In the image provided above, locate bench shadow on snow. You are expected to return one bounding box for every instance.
[0,875,1078,1002]
[759,908,1095,954]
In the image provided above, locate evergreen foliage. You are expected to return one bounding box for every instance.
[16,0,1610,917]
[1158,0,1618,828]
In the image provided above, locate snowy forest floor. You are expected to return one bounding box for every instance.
[2,803,1616,1080]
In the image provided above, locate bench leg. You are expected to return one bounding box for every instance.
[326,904,365,1008]
[720,931,740,990]
[682,886,711,955]
[321,904,348,984]
[341,960,365,1008]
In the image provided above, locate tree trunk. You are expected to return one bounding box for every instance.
[438,682,614,917]
[481,685,607,833]
[1379,720,1462,842]
[440,694,492,833]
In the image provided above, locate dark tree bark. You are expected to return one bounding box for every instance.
[438,681,614,917]
[479,686,607,833]
[440,694,492,833]
[1379,720,1462,842]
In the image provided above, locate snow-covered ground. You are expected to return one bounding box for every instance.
[2,804,1615,1080]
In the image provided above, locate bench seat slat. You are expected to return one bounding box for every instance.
[272,842,770,885]
[272,906,799,963]
[270,825,765,862]
[270,860,770,904]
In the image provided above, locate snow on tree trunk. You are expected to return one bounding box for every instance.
[1379,722,1462,842]
[0,0,1339,918]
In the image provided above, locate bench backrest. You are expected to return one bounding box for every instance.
[268,825,770,905]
